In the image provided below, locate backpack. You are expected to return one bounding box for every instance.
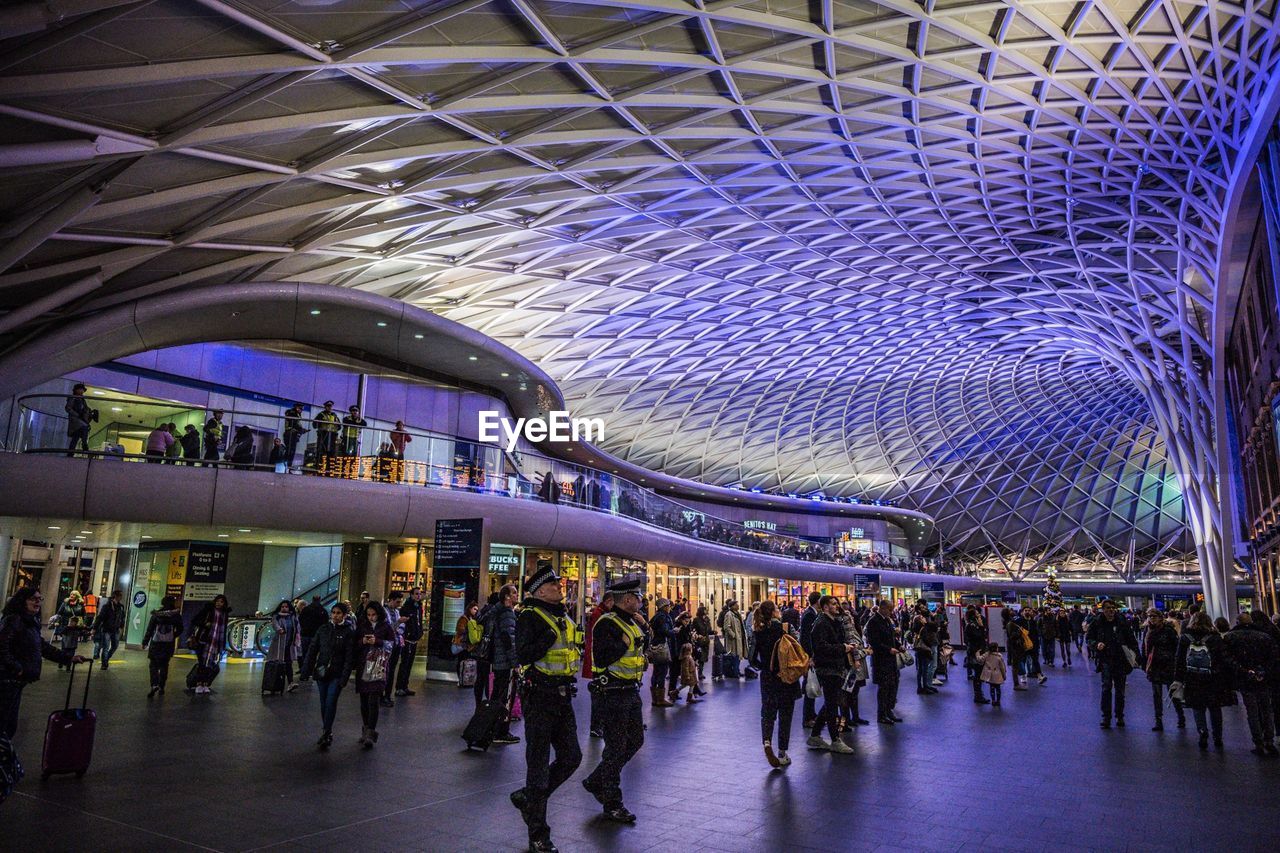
[1009,624,1032,652]
[465,616,483,645]
[1185,638,1213,676]
[152,617,177,645]
[773,633,809,684]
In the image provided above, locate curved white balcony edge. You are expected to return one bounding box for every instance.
[0,454,1211,596]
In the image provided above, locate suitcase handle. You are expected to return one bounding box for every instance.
[64,657,93,711]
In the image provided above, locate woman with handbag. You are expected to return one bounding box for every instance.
[354,602,396,748]
[648,599,675,707]
[837,602,870,727]
[300,602,357,749]
[267,599,303,693]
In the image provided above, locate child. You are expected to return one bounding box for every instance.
[679,643,702,702]
[980,641,1007,706]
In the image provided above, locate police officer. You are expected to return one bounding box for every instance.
[582,575,646,824]
[510,562,583,853]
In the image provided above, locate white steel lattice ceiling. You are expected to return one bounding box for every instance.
[1,0,1278,575]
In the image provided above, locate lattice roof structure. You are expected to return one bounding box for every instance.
[2,0,1278,579]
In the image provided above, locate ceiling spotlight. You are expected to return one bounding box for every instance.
[500,372,509,377]
[238,528,251,533]
[414,333,424,339]
[217,533,229,537]
[48,525,61,530]
[91,390,104,396]
[310,309,321,315]
[468,356,478,361]
[376,321,388,327]
[111,407,123,412]
[141,535,152,539]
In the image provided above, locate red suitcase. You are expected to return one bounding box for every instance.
[42,660,95,779]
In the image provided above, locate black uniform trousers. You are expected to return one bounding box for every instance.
[522,689,582,844]
[584,686,644,809]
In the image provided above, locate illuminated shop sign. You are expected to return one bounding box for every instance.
[850,527,864,538]
[743,519,777,531]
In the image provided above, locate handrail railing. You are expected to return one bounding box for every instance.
[14,393,943,575]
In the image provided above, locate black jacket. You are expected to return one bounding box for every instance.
[516,597,576,690]
[750,619,801,699]
[400,597,424,642]
[1142,622,1180,684]
[1222,623,1279,692]
[301,619,357,684]
[592,606,642,683]
[810,613,848,676]
[865,610,898,682]
[1086,615,1138,674]
[0,611,72,683]
[92,599,125,634]
[142,609,185,659]
[1174,628,1234,709]
[798,605,819,655]
[963,617,987,657]
[298,602,328,639]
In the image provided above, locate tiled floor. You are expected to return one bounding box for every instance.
[3,650,1278,852]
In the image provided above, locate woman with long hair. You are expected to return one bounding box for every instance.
[300,602,357,749]
[354,601,396,747]
[141,594,184,697]
[0,588,85,743]
[749,600,801,768]
[188,594,230,695]
[267,599,302,693]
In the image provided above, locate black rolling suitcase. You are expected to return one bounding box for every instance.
[261,660,288,695]
[461,700,505,751]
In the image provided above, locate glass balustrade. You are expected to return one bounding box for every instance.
[13,394,938,574]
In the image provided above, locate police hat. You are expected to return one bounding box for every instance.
[608,575,644,598]
[525,561,560,596]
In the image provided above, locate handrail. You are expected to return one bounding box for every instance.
[14,393,947,576]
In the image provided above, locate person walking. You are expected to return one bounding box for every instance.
[53,591,87,671]
[141,595,184,697]
[510,563,584,853]
[202,410,225,463]
[394,587,424,697]
[806,596,855,754]
[1069,604,1086,652]
[354,601,395,748]
[0,588,85,744]
[91,589,125,670]
[583,591,612,738]
[866,599,903,724]
[1056,608,1073,667]
[64,383,95,455]
[380,591,406,708]
[692,604,713,681]
[1174,611,1232,750]
[298,595,328,680]
[1087,599,1139,728]
[487,583,520,744]
[300,602,356,749]
[1142,608,1185,731]
[647,598,675,708]
[1039,608,1059,667]
[188,595,230,694]
[750,601,801,767]
[267,599,302,693]
[1222,612,1279,755]
[583,576,647,826]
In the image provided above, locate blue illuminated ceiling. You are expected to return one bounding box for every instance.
[2,0,1278,571]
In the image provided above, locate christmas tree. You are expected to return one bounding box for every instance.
[1043,567,1063,608]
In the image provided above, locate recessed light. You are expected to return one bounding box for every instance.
[48,525,60,530]
[310,309,321,315]
[92,390,104,396]
[141,535,152,539]
[79,531,91,535]
[217,533,229,537]
[238,528,251,533]
[500,372,509,377]
[363,536,375,540]
[262,540,273,544]
[468,356,478,361]
[376,321,388,327]
[111,407,123,412]
[414,333,424,339]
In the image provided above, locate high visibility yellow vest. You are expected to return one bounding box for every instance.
[593,612,645,682]
[528,606,583,678]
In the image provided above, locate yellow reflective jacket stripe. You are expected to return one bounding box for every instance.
[529,606,582,677]
[593,612,645,681]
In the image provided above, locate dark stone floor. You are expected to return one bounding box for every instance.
[3,650,1278,852]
